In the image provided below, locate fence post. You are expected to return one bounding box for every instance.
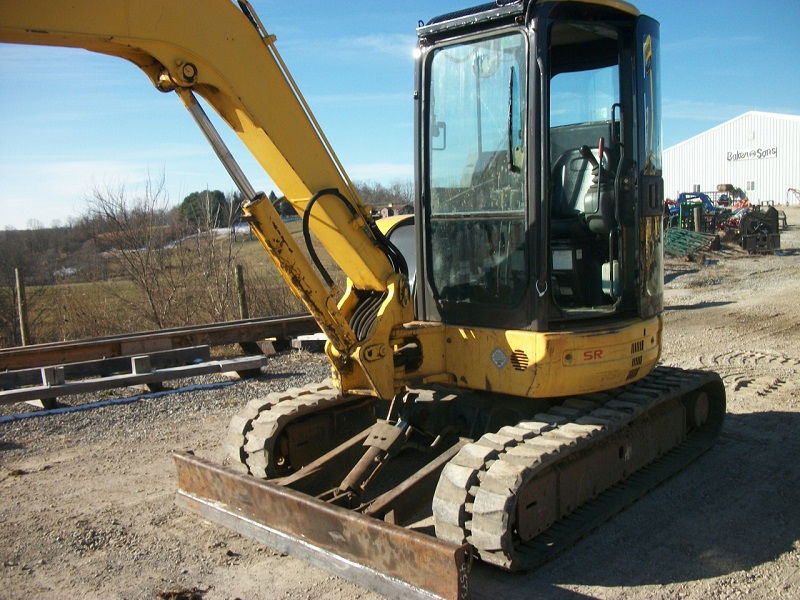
[235,264,249,320]
[15,268,30,346]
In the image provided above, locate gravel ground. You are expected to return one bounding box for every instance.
[1,207,799,600]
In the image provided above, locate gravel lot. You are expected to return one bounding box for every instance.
[2,207,799,600]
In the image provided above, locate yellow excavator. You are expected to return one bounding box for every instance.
[0,1,725,598]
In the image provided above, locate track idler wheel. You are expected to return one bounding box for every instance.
[683,390,710,429]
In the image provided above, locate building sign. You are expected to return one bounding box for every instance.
[727,146,778,161]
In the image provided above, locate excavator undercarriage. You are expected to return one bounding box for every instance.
[175,366,724,599]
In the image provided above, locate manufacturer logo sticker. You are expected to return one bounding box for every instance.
[491,348,508,369]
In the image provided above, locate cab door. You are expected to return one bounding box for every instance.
[635,16,664,320]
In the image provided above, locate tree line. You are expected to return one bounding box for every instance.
[0,179,413,348]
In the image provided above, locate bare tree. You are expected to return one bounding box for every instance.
[88,175,195,330]
[186,190,244,322]
[87,178,257,330]
[354,179,414,213]
[388,179,415,205]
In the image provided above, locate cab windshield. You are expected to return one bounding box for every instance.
[426,31,527,306]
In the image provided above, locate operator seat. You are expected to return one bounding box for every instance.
[550,147,617,238]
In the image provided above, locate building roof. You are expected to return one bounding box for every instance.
[665,111,800,152]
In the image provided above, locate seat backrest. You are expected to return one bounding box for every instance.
[551,149,593,219]
[552,147,618,237]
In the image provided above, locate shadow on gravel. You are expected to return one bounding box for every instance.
[774,248,799,257]
[664,268,699,285]
[467,410,800,599]
[666,300,735,311]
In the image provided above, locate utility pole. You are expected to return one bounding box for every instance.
[15,268,30,346]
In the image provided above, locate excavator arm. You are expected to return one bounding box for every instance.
[0,0,413,399]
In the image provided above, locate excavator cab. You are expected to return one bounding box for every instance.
[412,2,664,333]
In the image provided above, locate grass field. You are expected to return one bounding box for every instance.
[12,221,341,346]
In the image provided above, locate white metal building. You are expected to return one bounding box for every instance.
[663,111,800,206]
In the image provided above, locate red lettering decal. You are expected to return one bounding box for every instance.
[583,349,603,361]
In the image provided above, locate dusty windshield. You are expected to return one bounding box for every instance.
[426,31,527,306]
[428,32,526,215]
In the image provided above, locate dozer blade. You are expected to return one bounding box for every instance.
[173,450,472,600]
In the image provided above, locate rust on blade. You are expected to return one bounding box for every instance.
[173,450,472,600]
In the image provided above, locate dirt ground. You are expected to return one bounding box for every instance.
[2,207,799,600]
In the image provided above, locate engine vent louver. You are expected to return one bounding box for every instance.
[631,340,645,354]
[510,350,529,371]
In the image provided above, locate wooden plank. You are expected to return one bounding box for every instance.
[0,346,212,389]
[0,356,269,406]
[0,314,318,370]
[25,398,61,410]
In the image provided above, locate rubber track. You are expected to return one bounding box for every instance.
[226,380,348,477]
[433,366,724,570]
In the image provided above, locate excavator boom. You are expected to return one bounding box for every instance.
[0,0,413,398]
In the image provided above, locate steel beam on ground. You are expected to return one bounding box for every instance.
[0,314,318,370]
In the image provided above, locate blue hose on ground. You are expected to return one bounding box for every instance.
[0,380,239,425]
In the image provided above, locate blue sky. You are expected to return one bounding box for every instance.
[1,0,798,229]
